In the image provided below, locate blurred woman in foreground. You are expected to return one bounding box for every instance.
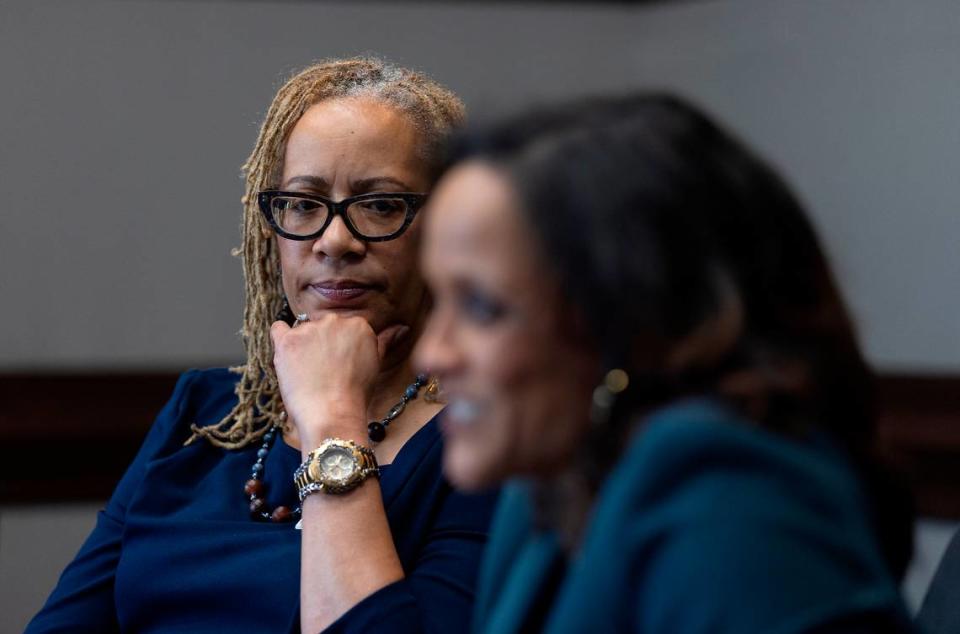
[415,94,914,633]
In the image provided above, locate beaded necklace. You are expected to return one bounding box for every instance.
[243,374,429,523]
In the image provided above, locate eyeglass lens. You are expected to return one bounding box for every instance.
[270,195,410,238]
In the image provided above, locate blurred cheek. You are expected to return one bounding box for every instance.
[444,345,592,490]
[439,336,522,490]
[512,376,592,474]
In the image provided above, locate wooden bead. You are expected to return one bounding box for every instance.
[244,478,264,497]
[249,497,266,518]
[271,506,292,522]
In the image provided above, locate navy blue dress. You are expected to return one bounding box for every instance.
[27,368,498,633]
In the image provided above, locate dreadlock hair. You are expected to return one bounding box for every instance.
[186,57,465,449]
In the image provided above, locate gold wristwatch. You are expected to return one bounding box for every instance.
[293,438,379,499]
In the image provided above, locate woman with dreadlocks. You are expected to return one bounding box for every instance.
[28,58,498,634]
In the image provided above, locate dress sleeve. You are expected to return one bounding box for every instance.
[320,486,498,634]
[24,370,200,634]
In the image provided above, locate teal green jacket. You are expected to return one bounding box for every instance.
[474,400,914,633]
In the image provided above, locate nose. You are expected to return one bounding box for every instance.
[311,214,366,260]
[413,305,463,381]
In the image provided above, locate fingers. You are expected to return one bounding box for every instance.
[270,319,291,348]
[272,312,399,363]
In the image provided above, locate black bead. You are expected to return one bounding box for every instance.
[367,421,386,442]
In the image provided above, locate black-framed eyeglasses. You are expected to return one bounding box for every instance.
[257,190,428,242]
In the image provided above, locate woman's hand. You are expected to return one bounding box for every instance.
[270,314,408,446]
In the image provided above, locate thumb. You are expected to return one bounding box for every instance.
[376,324,410,361]
[270,320,291,348]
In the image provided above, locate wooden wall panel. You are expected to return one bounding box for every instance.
[0,374,179,503]
[876,375,960,519]
[2,372,958,517]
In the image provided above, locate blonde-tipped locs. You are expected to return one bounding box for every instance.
[186,57,465,449]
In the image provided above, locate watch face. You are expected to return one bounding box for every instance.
[318,447,357,483]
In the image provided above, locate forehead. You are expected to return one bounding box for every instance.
[424,162,547,291]
[281,97,425,184]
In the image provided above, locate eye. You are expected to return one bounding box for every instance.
[356,198,407,217]
[273,197,323,215]
[457,289,506,325]
[289,199,323,214]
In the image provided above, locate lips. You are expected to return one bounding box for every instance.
[308,279,380,306]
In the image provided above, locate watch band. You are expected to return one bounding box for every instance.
[296,482,325,502]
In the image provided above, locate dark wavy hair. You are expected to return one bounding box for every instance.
[446,93,912,577]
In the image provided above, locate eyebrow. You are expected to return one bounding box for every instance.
[282,175,330,190]
[354,176,415,191]
[281,175,415,192]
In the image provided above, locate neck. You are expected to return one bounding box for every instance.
[366,356,417,422]
[367,307,428,419]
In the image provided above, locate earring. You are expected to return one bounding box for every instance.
[423,376,445,404]
[590,369,630,426]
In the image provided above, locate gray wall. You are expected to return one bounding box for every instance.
[0,0,958,372]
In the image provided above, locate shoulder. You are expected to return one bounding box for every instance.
[170,367,240,407]
[586,399,906,631]
[608,399,865,520]
[170,367,241,423]
[140,367,240,451]
[601,399,876,552]
[100,368,242,517]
